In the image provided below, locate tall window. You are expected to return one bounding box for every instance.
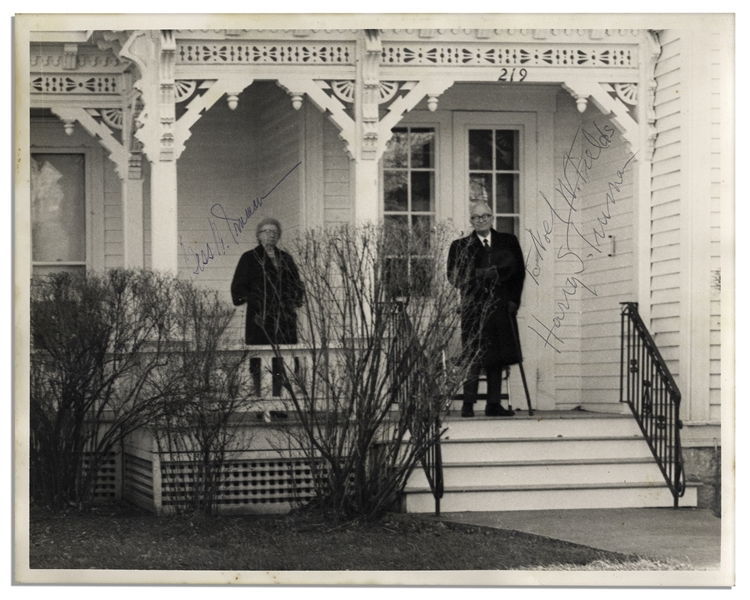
[468,129,520,234]
[382,127,436,296]
[31,153,87,276]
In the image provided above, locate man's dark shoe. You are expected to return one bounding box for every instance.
[485,403,515,417]
[461,402,475,418]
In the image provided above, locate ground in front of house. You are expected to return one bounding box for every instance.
[29,501,656,571]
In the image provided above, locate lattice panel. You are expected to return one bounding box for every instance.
[123,453,154,504]
[177,43,355,65]
[381,44,636,67]
[160,458,327,509]
[82,452,119,502]
[31,75,121,94]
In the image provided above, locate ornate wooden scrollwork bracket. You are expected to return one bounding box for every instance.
[561,80,639,154]
[119,30,177,164]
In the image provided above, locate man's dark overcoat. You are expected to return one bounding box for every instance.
[231,245,304,345]
[447,229,525,367]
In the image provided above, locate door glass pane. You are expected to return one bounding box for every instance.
[468,130,492,170]
[411,171,433,212]
[383,129,408,168]
[495,174,517,214]
[495,217,515,235]
[384,171,408,212]
[495,130,519,170]
[469,173,492,204]
[410,128,435,168]
[31,154,85,263]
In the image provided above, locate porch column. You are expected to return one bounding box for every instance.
[121,30,180,274]
[149,159,179,273]
[352,160,380,223]
[635,30,662,325]
[121,77,144,269]
[352,29,382,224]
[122,152,145,268]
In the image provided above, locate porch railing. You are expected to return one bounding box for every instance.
[620,302,686,507]
[391,302,445,516]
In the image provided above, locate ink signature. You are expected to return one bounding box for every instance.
[524,121,635,353]
[179,161,302,277]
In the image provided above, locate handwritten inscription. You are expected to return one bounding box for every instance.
[525,121,635,353]
[179,161,302,278]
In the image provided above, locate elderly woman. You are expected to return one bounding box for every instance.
[231,217,304,345]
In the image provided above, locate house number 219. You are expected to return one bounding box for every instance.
[498,68,528,82]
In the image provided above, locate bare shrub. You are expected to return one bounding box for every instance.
[149,281,255,515]
[30,270,177,510]
[265,223,484,521]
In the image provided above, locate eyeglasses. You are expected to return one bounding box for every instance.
[470,214,493,221]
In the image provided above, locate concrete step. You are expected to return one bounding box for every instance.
[439,435,654,463]
[441,414,642,440]
[404,482,699,513]
[406,458,665,489]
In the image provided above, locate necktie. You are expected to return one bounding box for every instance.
[483,239,490,251]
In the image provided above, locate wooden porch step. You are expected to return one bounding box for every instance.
[406,457,664,488]
[404,481,700,513]
[403,409,694,513]
[438,435,654,463]
[441,412,642,440]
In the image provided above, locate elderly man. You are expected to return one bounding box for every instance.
[447,202,526,418]
[231,217,304,345]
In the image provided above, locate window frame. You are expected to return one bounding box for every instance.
[30,143,105,275]
[381,125,440,299]
[379,111,453,224]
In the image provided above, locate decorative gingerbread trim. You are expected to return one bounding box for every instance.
[562,79,639,152]
[173,76,255,159]
[51,106,129,179]
[176,41,355,65]
[381,42,637,67]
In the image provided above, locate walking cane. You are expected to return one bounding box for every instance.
[508,303,534,416]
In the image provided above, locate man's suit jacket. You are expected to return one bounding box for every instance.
[447,229,525,366]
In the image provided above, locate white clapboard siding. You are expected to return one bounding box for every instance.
[650,30,683,379]
[103,159,123,269]
[550,99,585,405]
[708,31,723,419]
[551,93,635,409]
[255,83,302,238]
[323,117,352,225]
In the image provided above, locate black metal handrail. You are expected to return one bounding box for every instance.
[620,302,686,507]
[391,302,445,516]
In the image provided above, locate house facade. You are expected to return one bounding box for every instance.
[23,23,732,511]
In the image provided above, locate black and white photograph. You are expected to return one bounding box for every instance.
[11,7,739,589]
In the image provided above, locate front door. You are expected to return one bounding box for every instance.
[453,112,553,410]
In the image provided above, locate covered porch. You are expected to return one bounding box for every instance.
[29,27,660,416]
